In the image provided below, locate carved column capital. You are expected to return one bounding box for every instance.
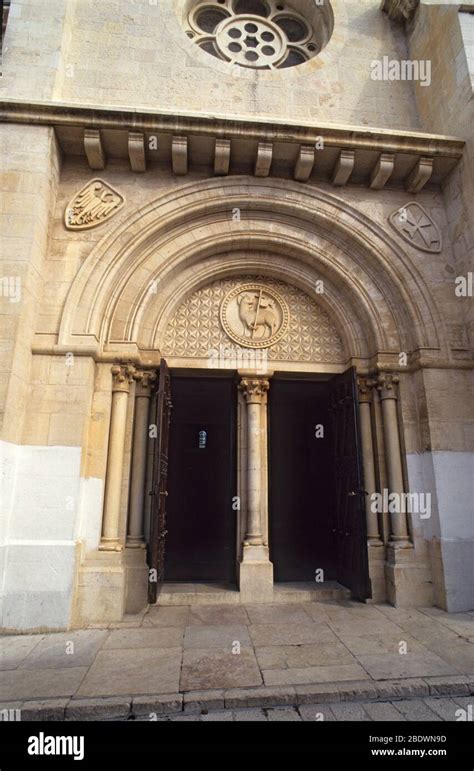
[376,372,400,401]
[133,369,157,397]
[381,0,419,23]
[111,363,136,392]
[239,377,270,404]
[357,375,377,404]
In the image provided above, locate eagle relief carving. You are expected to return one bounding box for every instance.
[220,284,289,349]
[64,179,125,230]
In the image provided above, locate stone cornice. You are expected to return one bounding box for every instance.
[0,99,464,190]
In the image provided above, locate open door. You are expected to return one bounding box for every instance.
[329,367,371,601]
[148,359,172,604]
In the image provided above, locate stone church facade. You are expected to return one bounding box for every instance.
[0,0,473,631]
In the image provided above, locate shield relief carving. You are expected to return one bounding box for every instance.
[64,179,125,231]
[389,202,442,253]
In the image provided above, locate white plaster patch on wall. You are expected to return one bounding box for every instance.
[75,476,104,553]
[0,440,83,630]
[459,10,474,83]
[432,451,474,541]
[0,439,19,547]
[406,449,474,612]
[405,451,441,539]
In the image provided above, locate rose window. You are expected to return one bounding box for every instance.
[185,0,333,70]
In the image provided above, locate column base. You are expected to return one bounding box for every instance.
[385,544,434,607]
[72,549,126,626]
[367,541,387,603]
[72,545,149,626]
[239,545,273,603]
[98,538,123,552]
[125,537,146,549]
[124,546,149,613]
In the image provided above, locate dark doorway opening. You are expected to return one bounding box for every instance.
[269,378,335,582]
[164,375,236,582]
[269,371,370,599]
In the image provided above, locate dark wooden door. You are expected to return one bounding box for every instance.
[164,376,236,582]
[329,367,371,600]
[269,379,335,582]
[148,359,172,604]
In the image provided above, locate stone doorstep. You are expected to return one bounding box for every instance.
[6,675,474,721]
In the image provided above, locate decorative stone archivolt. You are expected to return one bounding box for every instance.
[57,177,447,363]
[163,276,344,363]
[64,179,125,231]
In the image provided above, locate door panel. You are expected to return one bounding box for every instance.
[269,379,335,582]
[164,376,236,582]
[148,359,172,604]
[329,367,371,600]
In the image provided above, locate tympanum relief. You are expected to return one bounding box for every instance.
[162,277,344,363]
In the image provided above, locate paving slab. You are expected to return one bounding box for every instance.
[249,622,338,647]
[0,667,88,700]
[326,618,405,637]
[339,633,427,656]
[184,624,251,650]
[103,627,183,650]
[245,603,313,625]
[355,652,455,680]
[263,662,370,687]
[392,699,442,721]
[266,707,301,721]
[181,648,262,690]
[330,702,371,721]
[143,607,190,627]
[0,635,43,670]
[77,648,182,697]
[201,710,233,721]
[188,606,250,626]
[20,630,108,669]
[423,697,461,721]
[298,704,337,721]
[233,707,268,721]
[362,701,406,721]
[255,642,355,670]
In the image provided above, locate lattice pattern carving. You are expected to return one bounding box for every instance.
[162,276,344,363]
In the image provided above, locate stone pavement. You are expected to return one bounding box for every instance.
[130,696,474,722]
[1,599,474,721]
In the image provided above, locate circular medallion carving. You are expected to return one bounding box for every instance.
[220,284,289,348]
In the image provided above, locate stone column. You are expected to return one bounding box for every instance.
[100,364,135,551]
[377,372,411,548]
[126,370,156,547]
[238,376,273,602]
[357,376,382,545]
[239,377,269,545]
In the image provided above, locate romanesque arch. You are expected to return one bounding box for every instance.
[59,177,448,365]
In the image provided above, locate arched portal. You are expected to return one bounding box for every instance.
[67,177,443,621]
